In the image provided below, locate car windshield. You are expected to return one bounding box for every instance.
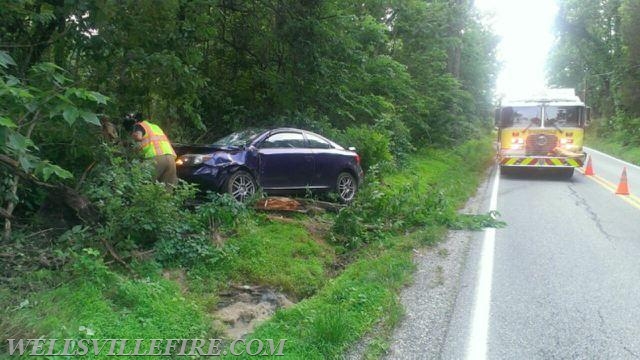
[211,129,264,148]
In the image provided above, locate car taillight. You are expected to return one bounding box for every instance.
[355,153,361,165]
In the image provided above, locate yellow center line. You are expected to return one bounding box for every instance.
[576,168,640,210]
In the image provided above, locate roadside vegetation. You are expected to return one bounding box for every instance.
[243,139,496,359]
[548,0,640,159]
[585,118,640,165]
[1,137,496,358]
[1,1,499,358]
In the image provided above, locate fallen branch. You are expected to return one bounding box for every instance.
[100,238,133,272]
[0,154,56,189]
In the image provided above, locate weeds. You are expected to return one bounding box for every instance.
[2,137,495,359]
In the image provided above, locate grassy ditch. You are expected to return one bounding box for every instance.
[236,138,495,359]
[1,138,494,359]
[585,120,640,165]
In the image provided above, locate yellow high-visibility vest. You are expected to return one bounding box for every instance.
[136,120,176,159]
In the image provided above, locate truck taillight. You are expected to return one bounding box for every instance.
[510,137,524,150]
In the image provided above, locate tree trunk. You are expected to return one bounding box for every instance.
[2,175,20,242]
[447,0,466,79]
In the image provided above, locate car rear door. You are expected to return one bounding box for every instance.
[304,132,342,188]
[257,131,315,189]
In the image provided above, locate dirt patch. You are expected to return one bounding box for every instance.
[214,285,295,339]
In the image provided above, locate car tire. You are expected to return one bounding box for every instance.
[335,172,357,203]
[226,170,257,202]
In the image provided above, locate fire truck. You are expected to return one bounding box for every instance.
[495,88,590,177]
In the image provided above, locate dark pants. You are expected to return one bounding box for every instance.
[154,154,178,186]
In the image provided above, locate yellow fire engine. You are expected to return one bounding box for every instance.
[495,88,590,177]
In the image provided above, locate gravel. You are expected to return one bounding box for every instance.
[381,174,492,360]
[342,171,492,360]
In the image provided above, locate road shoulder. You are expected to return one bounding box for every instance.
[381,167,494,359]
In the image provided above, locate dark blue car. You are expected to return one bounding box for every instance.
[175,128,364,202]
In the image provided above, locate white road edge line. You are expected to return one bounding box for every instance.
[466,167,500,360]
[584,146,640,171]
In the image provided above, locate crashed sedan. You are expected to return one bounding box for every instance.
[175,128,363,202]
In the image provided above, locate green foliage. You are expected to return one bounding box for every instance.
[333,138,497,249]
[0,52,106,180]
[586,118,640,165]
[341,126,393,171]
[1,0,497,145]
[548,0,640,139]
[83,153,195,252]
[154,193,250,267]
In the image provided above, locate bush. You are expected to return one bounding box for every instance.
[340,126,393,170]
[332,174,453,248]
[83,153,198,252]
[154,193,250,267]
[373,116,415,164]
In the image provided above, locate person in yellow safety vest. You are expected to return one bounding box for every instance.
[124,113,178,186]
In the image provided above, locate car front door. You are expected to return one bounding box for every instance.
[257,131,315,189]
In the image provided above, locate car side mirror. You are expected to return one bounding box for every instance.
[348,146,356,152]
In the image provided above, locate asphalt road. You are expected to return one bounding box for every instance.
[385,149,640,359]
[583,146,640,195]
[440,150,640,360]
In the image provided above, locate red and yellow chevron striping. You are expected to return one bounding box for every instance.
[499,157,583,167]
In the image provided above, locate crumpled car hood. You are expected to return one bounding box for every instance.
[203,150,246,167]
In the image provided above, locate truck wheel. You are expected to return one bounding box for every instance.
[560,168,574,178]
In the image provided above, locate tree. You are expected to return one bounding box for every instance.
[0,51,105,240]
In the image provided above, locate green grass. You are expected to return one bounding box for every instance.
[585,121,640,165]
[233,249,416,359]
[1,138,494,359]
[1,271,211,357]
[236,138,494,359]
[212,221,335,299]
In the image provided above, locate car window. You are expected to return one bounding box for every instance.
[305,133,332,149]
[260,132,306,149]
